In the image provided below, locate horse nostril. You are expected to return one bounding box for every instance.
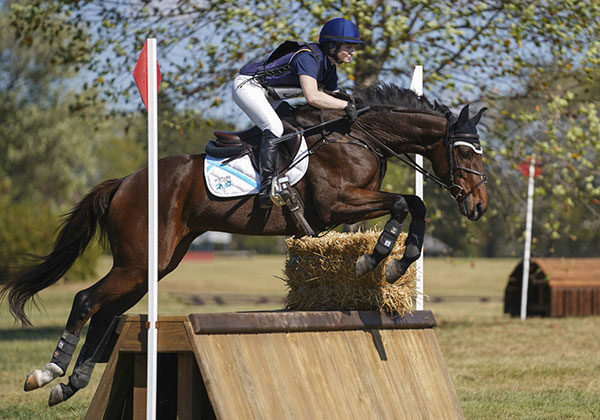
[476,202,485,215]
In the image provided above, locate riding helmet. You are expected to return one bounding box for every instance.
[318,18,364,44]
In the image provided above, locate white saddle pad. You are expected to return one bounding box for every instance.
[204,136,309,198]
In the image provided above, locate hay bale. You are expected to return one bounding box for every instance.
[283,230,416,314]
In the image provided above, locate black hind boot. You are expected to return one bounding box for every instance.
[258,129,279,209]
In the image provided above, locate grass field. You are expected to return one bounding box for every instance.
[1,255,599,419]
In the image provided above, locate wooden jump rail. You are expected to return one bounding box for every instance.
[85,311,463,420]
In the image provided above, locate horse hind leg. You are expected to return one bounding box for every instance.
[23,331,77,392]
[23,293,93,392]
[24,276,102,391]
[45,234,194,405]
[23,266,144,394]
[48,283,147,406]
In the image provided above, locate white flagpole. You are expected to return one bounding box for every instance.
[410,65,424,311]
[146,38,158,420]
[520,155,536,321]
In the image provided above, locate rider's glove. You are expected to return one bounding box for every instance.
[344,101,358,123]
[327,88,355,104]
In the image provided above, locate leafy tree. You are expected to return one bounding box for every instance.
[0,4,105,280]
[484,66,600,257]
[12,1,597,104]
[6,1,600,256]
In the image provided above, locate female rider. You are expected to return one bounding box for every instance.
[232,17,363,208]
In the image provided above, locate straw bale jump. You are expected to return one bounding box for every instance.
[283,230,416,313]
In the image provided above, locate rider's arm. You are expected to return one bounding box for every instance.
[299,75,349,110]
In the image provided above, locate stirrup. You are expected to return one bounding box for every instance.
[270,176,288,207]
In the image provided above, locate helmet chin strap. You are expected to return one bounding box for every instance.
[325,42,343,64]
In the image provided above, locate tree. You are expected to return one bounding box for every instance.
[7,1,600,256]
[0,4,105,279]
[484,66,600,257]
[13,1,597,103]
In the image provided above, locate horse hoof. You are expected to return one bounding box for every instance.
[24,363,63,391]
[48,384,64,406]
[385,260,408,284]
[24,370,41,391]
[356,254,376,278]
[49,382,76,406]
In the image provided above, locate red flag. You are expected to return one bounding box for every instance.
[518,159,542,178]
[133,40,161,110]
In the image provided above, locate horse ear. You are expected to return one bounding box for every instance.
[457,104,470,126]
[470,107,487,125]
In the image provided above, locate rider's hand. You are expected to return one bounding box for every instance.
[328,88,355,104]
[344,101,358,123]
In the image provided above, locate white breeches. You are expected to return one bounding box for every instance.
[232,74,284,137]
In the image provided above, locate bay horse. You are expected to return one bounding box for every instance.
[0,84,488,406]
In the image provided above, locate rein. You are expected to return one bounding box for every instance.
[277,105,486,204]
[353,115,487,203]
[353,119,448,188]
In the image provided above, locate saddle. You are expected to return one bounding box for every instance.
[205,102,315,237]
[205,102,303,174]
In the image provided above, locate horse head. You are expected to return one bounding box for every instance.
[430,104,488,221]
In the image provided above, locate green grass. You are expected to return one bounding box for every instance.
[1,255,599,419]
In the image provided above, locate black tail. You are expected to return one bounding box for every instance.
[0,178,123,326]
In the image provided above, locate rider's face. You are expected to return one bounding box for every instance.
[336,43,356,63]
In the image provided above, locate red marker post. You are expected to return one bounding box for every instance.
[133,38,161,420]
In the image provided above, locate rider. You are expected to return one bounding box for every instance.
[232,17,364,209]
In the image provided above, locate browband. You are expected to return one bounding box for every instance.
[453,140,483,154]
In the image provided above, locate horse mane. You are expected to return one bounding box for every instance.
[290,83,451,125]
[353,83,450,117]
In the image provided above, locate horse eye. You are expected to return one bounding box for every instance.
[459,149,471,159]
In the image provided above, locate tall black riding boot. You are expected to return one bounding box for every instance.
[258,129,279,209]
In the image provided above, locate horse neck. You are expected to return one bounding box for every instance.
[354,110,447,155]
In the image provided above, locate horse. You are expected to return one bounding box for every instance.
[0,84,488,406]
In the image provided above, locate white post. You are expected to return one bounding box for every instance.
[146,38,158,420]
[520,155,536,321]
[410,65,424,311]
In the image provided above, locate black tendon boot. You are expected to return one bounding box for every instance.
[258,129,279,209]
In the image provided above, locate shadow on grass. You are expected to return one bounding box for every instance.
[0,327,64,342]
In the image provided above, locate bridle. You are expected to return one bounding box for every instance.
[352,113,487,203]
[444,132,487,203]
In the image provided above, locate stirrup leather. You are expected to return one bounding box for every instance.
[271,177,315,237]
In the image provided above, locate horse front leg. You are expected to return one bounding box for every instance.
[329,189,427,284]
[355,193,410,279]
[329,188,410,280]
[384,194,426,283]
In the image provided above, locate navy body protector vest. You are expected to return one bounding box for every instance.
[239,41,329,100]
